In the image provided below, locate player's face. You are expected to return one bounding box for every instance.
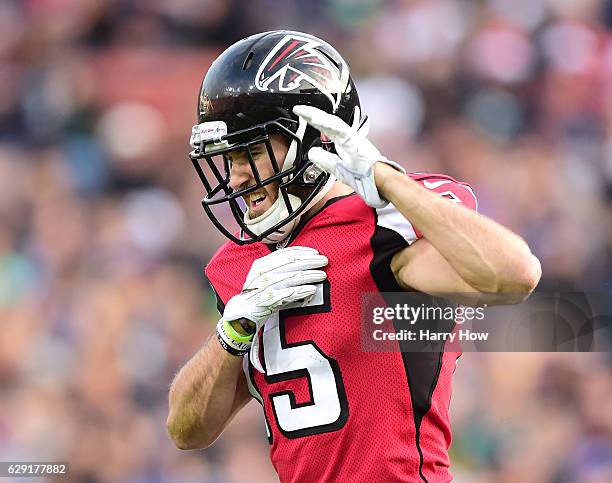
[228,135,289,218]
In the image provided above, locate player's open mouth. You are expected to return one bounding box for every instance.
[248,192,267,210]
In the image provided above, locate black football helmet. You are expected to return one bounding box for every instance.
[189,30,362,245]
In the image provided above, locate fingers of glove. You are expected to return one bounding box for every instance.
[266,285,317,309]
[245,247,325,288]
[308,147,342,175]
[293,269,327,286]
[282,285,318,306]
[265,245,319,257]
[246,268,327,292]
[293,105,353,142]
[245,254,328,289]
[252,246,323,271]
[334,133,382,166]
[222,295,258,324]
[266,253,328,273]
[287,254,328,272]
[271,269,327,289]
[251,246,319,270]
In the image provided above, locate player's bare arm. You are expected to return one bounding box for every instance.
[167,334,250,449]
[388,238,496,306]
[376,162,541,304]
[294,105,541,305]
[167,247,328,449]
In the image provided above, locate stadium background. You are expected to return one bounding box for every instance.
[1,0,611,481]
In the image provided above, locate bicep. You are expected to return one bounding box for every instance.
[391,238,486,305]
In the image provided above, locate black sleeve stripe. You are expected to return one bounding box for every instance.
[375,204,419,245]
[369,208,409,293]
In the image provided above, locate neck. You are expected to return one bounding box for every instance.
[305,181,353,219]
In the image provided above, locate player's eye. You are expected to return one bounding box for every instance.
[226,148,264,168]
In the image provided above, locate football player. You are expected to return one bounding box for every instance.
[167,31,541,482]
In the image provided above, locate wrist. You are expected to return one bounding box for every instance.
[374,161,405,199]
[229,318,256,336]
[216,318,254,357]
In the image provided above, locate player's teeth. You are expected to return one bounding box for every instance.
[251,193,265,204]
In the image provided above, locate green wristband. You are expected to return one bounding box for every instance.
[223,319,255,344]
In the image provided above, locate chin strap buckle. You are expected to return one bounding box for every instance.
[302,165,323,183]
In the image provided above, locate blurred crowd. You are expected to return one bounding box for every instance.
[0,0,611,481]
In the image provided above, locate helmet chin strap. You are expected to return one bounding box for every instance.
[242,117,336,244]
[243,174,336,244]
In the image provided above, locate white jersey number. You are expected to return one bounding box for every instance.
[260,282,348,438]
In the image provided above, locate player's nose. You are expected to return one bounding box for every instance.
[228,161,253,191]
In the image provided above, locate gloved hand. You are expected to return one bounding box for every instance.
[216,246,328,357]
[293,105,405,208]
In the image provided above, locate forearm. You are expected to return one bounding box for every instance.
[167,333,246,449]
[377,164,541,298]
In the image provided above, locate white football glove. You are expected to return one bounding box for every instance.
[216,246,328,357]
[293,105,405,208]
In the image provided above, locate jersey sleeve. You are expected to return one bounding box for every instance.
[369,173,477,292]
[375,173,477,244]
[408,173,478,239]
[204,248,231,316]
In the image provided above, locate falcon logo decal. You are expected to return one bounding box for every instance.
[255,34,348,111]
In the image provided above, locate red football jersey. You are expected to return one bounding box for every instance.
[205,174,477,483]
